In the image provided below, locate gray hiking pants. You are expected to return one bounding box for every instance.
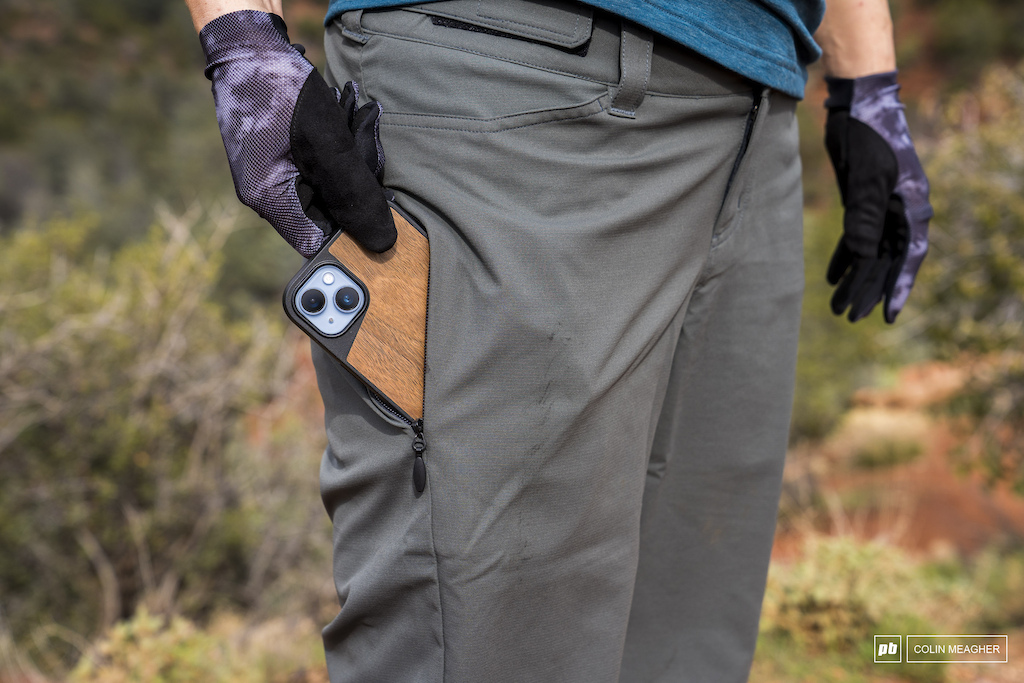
[313,2,805,681]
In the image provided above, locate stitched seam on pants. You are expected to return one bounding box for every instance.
[643,91,744,100]
[420,248,447,683]
[384,95,603,123]
[363,27,750,100]
[710,176,750,252]
[363,27,610,84]
[474,0,586,44]
[381,97,607,132]
[427,453,447,682]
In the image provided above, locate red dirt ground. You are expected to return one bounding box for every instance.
[775,360,1024,563]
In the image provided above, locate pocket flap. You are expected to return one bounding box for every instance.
[406,0,594,49]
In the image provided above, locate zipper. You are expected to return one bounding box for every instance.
[722,88,764,202]
[411,419,426,493]
[367,387,428,494]
[364,204,431,495]
[368,386,411,424]
[413,209,431,495]
[713,87,765,230]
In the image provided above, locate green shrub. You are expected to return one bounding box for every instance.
[69,608,325,683]
[760,535,976,652]
[970,546,1024,630]
[759,536,972,682]
[920,62,1024,356]
[70,609,242,683]
[756,536,1024,683]
[916,61,1024,489]
[853,438,923,469]
[0,210,299,672]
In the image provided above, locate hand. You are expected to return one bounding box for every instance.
[200,10,396,256]
[824,71,932,323]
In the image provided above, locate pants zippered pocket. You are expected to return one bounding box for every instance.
[722,86,765,204]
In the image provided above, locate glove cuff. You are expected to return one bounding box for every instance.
[199,10,296,81]
[825,70,899,110]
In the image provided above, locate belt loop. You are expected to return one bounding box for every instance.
[609,21,653,118]
[340,9,370,44]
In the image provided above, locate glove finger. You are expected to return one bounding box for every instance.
[826,237,854,285]
[830,257,877,318]
[883,195,929,323]
[291,71,397,253]
[882,258,904,324]
[847,257,889,322]
[295,177,331,232]
[338,81,358,128]
[830,261,861,316]
[881,197,909,323]
[336,81,384,178]
[351,99,386,181]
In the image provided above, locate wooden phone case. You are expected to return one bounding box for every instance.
[283,203,429,422]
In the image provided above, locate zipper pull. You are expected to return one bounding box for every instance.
[412,419,426,493]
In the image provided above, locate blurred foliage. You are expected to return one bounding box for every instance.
[0,210,329,676]
[0,0,307,305]
[69,609,325,683]
[757,539,1024,680]
[971,545,1024,631]
[761,535,976,652]
[919,62,1024,355]
[853,436,922,469]
[760,535,978,682]
[71,610,248,683]
[907,0,1024,86]
[945,352,1024,491]
[790,206,903,442]
[0,0,218,232]
[915,62,1024,490]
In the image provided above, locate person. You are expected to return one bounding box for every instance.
[184,0,932,680]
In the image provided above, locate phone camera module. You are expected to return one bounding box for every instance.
[294,265,364,337]
[301,288,327,314]
[335,287,360,312]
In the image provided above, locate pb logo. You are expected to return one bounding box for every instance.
[874,635,902,663]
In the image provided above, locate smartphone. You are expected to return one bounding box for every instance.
[282,201,429,425]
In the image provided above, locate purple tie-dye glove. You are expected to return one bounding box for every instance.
[824,71,932,323]
[200,10,396,257]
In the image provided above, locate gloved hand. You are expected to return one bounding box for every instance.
[824,71,932,323]
[200,10,396,257]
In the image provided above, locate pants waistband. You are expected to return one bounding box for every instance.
[340,0,759,101]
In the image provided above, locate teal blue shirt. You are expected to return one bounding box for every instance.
[324,1,823,99]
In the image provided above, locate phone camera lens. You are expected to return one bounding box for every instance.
[335,287,360,312]
[301,288,326,314]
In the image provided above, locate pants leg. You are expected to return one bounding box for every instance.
[619,94,805,682]
[314,4,802,681]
